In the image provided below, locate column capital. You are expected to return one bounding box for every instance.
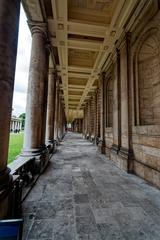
[28,21,48,39]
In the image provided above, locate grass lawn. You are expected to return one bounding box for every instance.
[8,132,24,164]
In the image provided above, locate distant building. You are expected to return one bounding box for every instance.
[10,116,22,132]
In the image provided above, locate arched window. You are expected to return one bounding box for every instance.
[137,35,160,125]
[106,78,113,127]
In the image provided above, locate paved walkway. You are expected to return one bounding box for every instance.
[23,132,160,240]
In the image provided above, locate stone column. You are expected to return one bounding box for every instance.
[61,104,65,137]
[16,120,18,130]
[77,119,79,132]
[99,73,106,153]
[118,33,133,172]
[93,93,97,142]
[111,48,121,154]
[78,118,82,133]
[88,99,92,138]
[90,95,95,141]
[54,78,60,142]
[82,107,86,137]
[96,88,101,143]
[46,69,57,150]
[59,100,62,139]
[84,107,86,136]
[22,23,49,171]
[86,102,89,138]
[57,95,61,140]
[0,0,20,217]
[60,106,64,137]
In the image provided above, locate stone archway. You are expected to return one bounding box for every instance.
[137,35,160,125]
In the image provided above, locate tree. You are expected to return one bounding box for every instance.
[19,113,26,130]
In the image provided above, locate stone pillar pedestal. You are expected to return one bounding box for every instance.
[22,23,49,173]
[0,0,20,218]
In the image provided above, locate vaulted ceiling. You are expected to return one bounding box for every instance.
[22,0,141,121]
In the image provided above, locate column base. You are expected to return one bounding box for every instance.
[98,139,105,154]
[95,136,100,146]
[86,134,90,140]
[54,137,60,146]
[92,136,97,145]
[119,147,134,173]
[20,147,49,174]
[46,139,55,153]
[110,146,134,173]
[90,135,95,142]
[111,144,120,154]
[82,134,86,139]
[46,139,58,154]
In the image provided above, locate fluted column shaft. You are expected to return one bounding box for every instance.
[23,24,49,154]
[0,0,20,188]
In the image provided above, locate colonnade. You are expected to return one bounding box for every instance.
[71,118,83,133]
[10,117,22,132]
[83,89,101,145]
[0,0,66,218]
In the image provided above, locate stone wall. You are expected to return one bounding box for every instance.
[131,11,160,187]
[138,36,160,125]
[104,6,160,187]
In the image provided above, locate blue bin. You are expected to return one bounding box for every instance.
[0,219,23,240]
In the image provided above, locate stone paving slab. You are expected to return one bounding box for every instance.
[22,132,160,240]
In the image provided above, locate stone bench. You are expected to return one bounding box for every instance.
[9,156,40,202]
[9,157,34,175]
[5,150,53,217]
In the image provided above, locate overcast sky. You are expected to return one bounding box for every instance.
[12,6,31,117]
